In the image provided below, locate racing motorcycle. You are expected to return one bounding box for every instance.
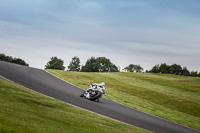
[80,83,106,101]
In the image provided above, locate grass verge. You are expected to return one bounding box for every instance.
[0,77,149,133]
[46,70,200,130]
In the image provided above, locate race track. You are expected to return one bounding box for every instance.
[0,61,199,133]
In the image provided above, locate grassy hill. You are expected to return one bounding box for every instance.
[46,70,200,130]
[0,77,149,133]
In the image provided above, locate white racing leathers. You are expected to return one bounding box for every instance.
[84,83,106,99]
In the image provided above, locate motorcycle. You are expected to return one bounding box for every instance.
[80,84,106,101]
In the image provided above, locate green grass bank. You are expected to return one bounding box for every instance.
[0,77,149,133]
[46,70,200,130]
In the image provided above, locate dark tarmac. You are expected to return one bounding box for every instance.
[0,61,199,133]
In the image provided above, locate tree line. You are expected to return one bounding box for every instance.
[147,63,200,77]
[45,56,200,77]
[45,56,119,72]
[1,53,199,77]
[0,53,29,66]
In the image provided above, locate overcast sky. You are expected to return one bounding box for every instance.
[1,0,200,71]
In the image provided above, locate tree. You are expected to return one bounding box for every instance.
[123,64,134,72]
[198,72,200,77]
[45,56,65,70]
[169,64,182,75]
[149,63,183,74]
[191,71,198,77]
[123,64,143,72]
[68,56,81,71]
[0,53,29,66]
[159,63,170,73]
[148,63,200,77]
[81,57,97,72]
[81,57,119,72]
[149,64,160,73]
[182,67,190,76]
[110,64,120,72]
[135,64,143,72]
[97,57,119,72]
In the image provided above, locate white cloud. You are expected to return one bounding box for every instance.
[1,0,200,72]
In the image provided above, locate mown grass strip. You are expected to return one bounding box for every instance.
[46,70,200,130]
[0,77,149,133]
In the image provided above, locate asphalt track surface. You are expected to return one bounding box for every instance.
[0,61,199,133]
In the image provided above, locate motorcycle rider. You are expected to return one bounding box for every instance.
[90,82,106,94]
[81,82,106,98]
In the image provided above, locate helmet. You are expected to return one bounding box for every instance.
[100,82,105,86]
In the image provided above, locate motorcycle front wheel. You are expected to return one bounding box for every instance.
[80,91,85,97]
[89,91,102,101]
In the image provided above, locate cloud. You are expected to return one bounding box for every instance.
[0,0,200,71]
[115,1,149,8]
